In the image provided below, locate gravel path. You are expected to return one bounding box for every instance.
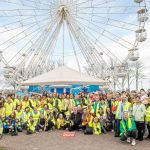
[0,131,150,150]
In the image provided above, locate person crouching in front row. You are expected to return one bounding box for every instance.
[56,113,65,130]
[26,116,37,134]
[92,116,101,135]
[120,111,137,146]
[64,112,73,131]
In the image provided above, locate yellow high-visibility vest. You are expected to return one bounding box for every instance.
[22,112,30,123]
[56,118,65,129]
[5,102,13,117]
[116,101,131,119]
[146,105,150,122]
[27,120,36,132]
[0,107,6,120]
[29,99,37,108]
[48,103,53,110]
[15,110,23,120]
[88,115,93,127]
[93,122,101,135]
[22,101,30,111]
[31,111,40,124]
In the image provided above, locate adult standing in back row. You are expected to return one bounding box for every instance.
[132,95,146,141]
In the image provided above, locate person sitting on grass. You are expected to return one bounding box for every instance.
[120,111,137,146]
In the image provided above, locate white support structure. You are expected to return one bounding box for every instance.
[0,0,148,91]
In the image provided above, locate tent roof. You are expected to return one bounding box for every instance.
[21,66,108,86]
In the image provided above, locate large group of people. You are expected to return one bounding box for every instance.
[0,89,150,146]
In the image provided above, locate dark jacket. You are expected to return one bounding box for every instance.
[71,112,82,125]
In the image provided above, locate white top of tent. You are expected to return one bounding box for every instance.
[21,66,108,86]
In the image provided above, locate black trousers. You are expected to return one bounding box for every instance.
[64,123,72,130]
[120,130,137,141]
[147,124,150,138]
[69,123,81,131]
[46,120,54,131]
[135,121,145,141]
[115,119,121,135]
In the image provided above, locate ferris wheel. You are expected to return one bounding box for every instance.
[0,0,148,89]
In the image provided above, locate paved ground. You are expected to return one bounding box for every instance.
[0,131,150,150]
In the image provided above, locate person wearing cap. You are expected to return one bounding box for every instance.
[132,95,146,141]
[120,111,137,146]
[145,96,150,139]
[115,95,131,137]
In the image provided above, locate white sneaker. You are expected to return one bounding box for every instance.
[127,138,131,143]
[131,139,136,146]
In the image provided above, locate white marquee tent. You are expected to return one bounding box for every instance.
[21,66,108,86]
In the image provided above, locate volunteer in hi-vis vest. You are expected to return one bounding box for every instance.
[132,95,146,141]
[145,97,150,139]
[120,111,137,146]
[115,95,131,137]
